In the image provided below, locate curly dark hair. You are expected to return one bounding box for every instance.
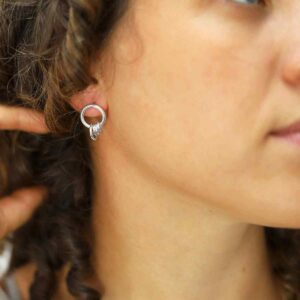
[0,0,300,299]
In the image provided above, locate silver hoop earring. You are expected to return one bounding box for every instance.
[80,104,107,141]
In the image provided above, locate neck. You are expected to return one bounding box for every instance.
[90,143,283,300]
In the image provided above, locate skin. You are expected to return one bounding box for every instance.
[0,105,49,239]
[0,105,48,298]
[3,0,300,299]
[71,0,300,299]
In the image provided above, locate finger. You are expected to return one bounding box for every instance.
[0,104,50,134]
[0,186,48,238]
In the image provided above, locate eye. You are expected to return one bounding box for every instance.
[217,0,270,18]
[230,0,266,7]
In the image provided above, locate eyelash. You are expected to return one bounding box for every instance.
[230,0,267,8]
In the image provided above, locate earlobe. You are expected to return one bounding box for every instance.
[69,84,108,117]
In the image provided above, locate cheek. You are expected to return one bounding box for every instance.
[107,17,270,173]
[103,6,296,226]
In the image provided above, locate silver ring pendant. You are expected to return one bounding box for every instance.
[80,104,107,141]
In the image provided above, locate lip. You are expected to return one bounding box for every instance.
[271,119,300,136]
[270,119,300,147]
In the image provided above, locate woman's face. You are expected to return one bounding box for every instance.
[95,0,300,228]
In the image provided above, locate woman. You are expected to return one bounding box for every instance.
[0,0,300,299]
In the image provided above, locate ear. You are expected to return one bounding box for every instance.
[69,83,108,117]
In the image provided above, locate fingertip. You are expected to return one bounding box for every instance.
[36,185,49,200]
[33,113,50,134]
[13,186,48,206]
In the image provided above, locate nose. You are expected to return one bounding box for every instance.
[280,3,300,88]
[281,45,300,87]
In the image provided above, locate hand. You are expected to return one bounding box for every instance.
[0,104,49,134]
[0,104,50,240]
[0,186,48,239]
